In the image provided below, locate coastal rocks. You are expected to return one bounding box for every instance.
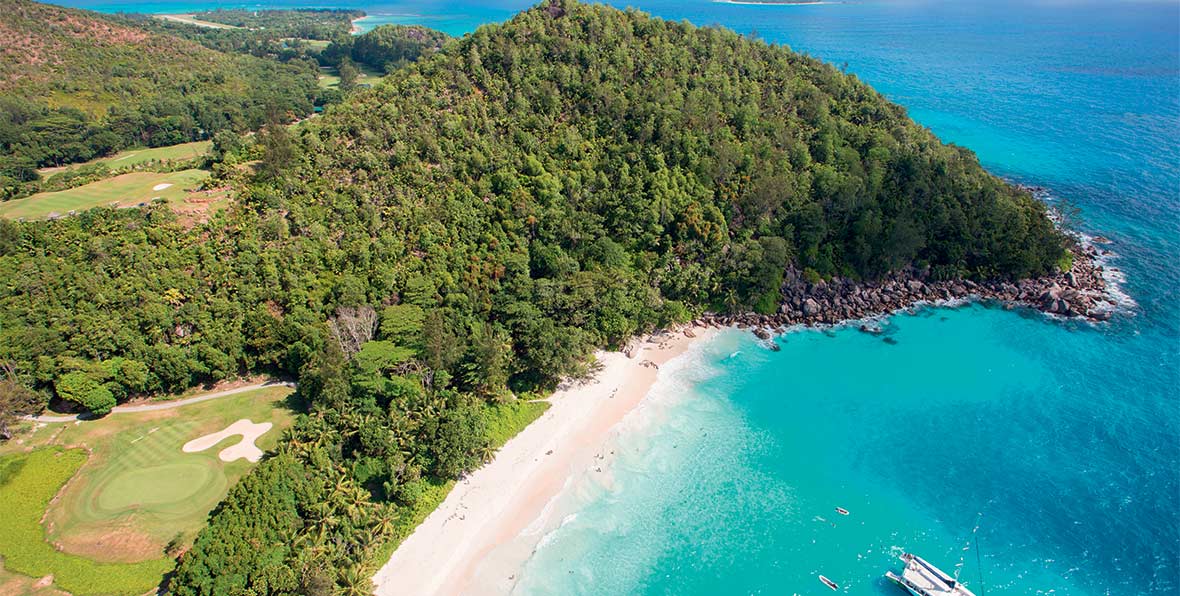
[623,339,640,359]
[708,236,1118,344]
[802,298,821,316]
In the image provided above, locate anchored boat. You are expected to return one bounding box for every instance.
[885,553,978,596]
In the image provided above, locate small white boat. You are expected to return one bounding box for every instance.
[885,553,977,596]
[819,575,839,590]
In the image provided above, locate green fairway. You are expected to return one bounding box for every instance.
[318,64,387,89]
[37,141,210,177]
[0,169,211,220]
[318,67,341,88]
[0,386,296,594]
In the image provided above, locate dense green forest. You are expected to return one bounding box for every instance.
[0,0,320,194]
[121,9,357,63]
[0,0,1066,592]
[188,8,362,35]
[323,24,452,74]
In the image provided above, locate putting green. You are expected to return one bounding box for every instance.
[66,421,231,527]
[95,462,223,515]
[0,386,294,593]
[0,448,174,596]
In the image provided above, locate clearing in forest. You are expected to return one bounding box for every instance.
[154,14,240,29]
[0,169,227,220]
[0,385,295,595]
[36,141,211,177]
[317,63,388,89]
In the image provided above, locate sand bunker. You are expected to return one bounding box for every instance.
[182,419,272,462]
[152,183,173,191]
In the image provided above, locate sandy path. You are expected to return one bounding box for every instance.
[372,327,715,596]
[27,381,294,423]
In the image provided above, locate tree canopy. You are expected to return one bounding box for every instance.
[0,0,320,191]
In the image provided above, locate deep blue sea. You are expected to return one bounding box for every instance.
[58,0,1180,593]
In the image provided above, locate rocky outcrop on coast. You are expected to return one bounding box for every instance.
[692,239,1119,337]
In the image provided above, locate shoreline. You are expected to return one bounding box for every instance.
[701,232,1125,340]
[350,15,369,35]
[372,222,1129,595]
[371,326,718,596]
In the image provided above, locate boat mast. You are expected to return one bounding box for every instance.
[974,530,987,596]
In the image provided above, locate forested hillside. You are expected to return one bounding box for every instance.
[186,8,362,35]
[0,0,319,184]
[123,9,359,63]
[324,24,452,74]
[0,1,1066,592]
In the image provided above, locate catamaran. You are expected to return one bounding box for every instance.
[885,553,978,596]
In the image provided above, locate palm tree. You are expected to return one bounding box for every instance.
[372,506,396,537]
[343,485,370,523]
[337,565,370,596]
[477,442,497,464]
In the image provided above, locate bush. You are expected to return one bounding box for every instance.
[54,372,116,416]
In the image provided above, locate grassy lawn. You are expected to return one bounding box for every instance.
[0,386,296,595]
[37,141,211,177]
[0,559,69,596]
[318,64,388,89]
[318,66,341,89]
[285,37,330,50]
[0,169,214,220]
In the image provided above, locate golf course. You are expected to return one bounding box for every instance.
[0,385,295,595]
[36,141,211,177]
[317,63,387,89]
[0,169,223,220]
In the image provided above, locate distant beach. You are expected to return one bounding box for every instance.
[350,15,369,34]
[372,327,717,596]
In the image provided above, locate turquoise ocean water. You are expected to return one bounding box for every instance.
[57,0,1180,593]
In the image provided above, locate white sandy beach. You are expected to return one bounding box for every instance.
[372,326,717,596]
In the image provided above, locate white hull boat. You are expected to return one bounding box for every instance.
[885,553,978,596]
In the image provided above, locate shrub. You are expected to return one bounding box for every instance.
[54,372,116,416]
